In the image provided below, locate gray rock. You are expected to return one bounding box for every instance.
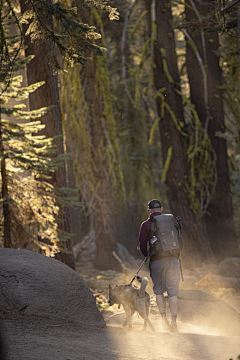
[225,296,240,313]
[179,275,198,290]
[178,289,240,336]
[178,289,218,302]
[0,249,105,327]
[73,230,95,262]
[217,257,240,278]
[117,243,147,270]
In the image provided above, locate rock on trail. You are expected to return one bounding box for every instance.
[0,248,104,327]
[178,289,240,336]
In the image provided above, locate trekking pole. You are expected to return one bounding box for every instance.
[129,253,149,285]
[179,257,184,282]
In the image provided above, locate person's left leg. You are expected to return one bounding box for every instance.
[150,259,170,330]
[156,294,170,330]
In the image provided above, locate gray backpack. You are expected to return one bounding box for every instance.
[150,214,180,254]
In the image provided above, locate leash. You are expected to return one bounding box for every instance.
[129,253,149,285]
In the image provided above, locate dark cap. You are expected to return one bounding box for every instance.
[148,199,161,210]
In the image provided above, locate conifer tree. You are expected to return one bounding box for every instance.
[145,0,215,266]
[184,0,239,259]
[61,5,124,271]
[17,0,119,269]
[0,7,78,259]
[144,0,240,264]
[220,31,240,245]
[0,73,78,254]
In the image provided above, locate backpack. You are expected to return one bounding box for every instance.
[150,214,182,257]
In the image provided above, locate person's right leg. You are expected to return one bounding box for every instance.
[169,295,178,332]
[166,257,180,332]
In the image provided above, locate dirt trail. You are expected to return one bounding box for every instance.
[3,314,240,360]
[2,255,240,359]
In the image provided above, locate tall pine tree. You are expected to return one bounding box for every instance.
[0,73,79,254]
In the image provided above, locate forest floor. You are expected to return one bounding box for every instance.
[3,259,240,360]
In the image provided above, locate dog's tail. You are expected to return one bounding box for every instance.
[136,276,148,297]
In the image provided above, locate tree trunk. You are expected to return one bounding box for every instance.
[65,139,83,247]
[0,107,12,248]
[146,0,213,267]
[79,7,121,271]
[185,0,239,260]
[20,0,75,270]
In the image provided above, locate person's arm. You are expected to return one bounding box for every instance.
[138,222,148,257]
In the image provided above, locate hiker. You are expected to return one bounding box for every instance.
[138,199,183,332]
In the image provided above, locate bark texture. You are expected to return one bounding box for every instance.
[185,0,239,260]
[146,0,213,267]
[80,7,121,271]
[20,0,75,270]
[0,110,12,248]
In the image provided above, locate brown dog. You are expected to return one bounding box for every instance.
[108,276,155,331]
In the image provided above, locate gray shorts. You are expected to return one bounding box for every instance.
[150,257,180,297]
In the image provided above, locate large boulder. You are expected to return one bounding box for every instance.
[117,243,144,269]
[178,289,240,336]
[0,248,105,327]
[197,273,240,290]
[225,296,240,313]
[217,257,240,278]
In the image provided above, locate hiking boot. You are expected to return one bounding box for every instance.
[162,320,170,331]
[170,322,178,333]
[160,311,170,331]
[170,314,178,333]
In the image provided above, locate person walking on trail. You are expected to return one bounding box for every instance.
[138,199,183,333]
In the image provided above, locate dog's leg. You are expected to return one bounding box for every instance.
[122,309,135,328]
[139,307,156,332]
[124,307,132,330]
[145,300,155,332]
[147,318,156,332]
[139,314,155,332]
[142,320,147,332]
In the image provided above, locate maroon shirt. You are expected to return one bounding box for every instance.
[138,212,163,262]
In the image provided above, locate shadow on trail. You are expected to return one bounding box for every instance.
[3,314,240,360]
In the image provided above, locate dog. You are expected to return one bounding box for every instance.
[108,276,155,332]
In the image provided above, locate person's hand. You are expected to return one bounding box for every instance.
[137,246,140,250]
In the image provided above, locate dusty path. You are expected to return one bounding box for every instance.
[3,314,240,360]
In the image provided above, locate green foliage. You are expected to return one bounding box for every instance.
[0,0,23,94]
[0,68,79,253]
[149,117,160,145]
[161,146,172,183]
[129,10,148,40]
[0,0,119,89]
[21,0,104,71]
[79,0,119,20]
[215,0,240,32]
